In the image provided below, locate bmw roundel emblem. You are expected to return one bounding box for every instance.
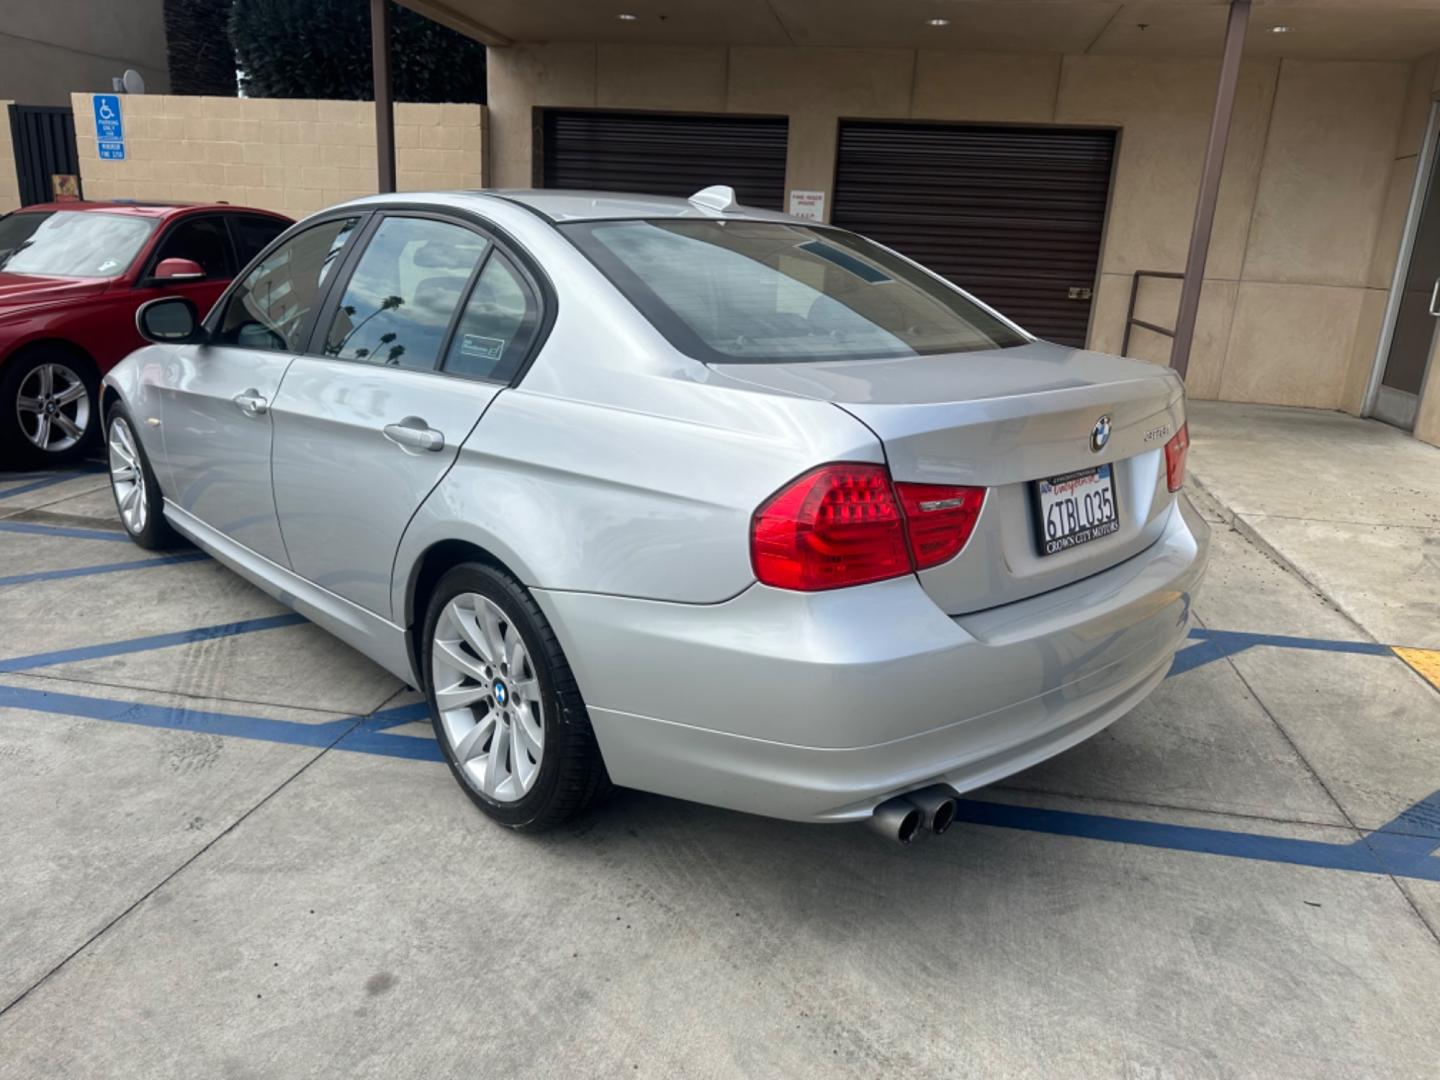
[494,681,508,705]
[1090,414,1112,453]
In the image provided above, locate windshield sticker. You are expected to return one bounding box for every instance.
[96,258,120,274]
[459,334,506,361]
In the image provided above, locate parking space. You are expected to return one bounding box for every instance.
[1,467,1438,1077]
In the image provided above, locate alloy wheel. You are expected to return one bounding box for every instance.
[16,362,89,453]
[108,416,148,535]
[431,592,545,803]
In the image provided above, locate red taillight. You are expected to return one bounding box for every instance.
[894,482,986,570]
[1164,422,1190,492]
[751,464,911,590]
[751,464,986,591]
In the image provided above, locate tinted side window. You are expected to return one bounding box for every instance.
[215,216,359,352]
[443,254,541,383]
[323,217,487,370]
[231,214,287,264]
[153,217,231,278]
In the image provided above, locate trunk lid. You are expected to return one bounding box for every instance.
[711,341,1186,614]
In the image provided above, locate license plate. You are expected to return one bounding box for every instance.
[1034,465,1120,556]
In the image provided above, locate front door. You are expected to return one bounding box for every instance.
[158,215,362,563]
[269,214,515,618]
[126,213,238,350]
[1376,109,1440,430]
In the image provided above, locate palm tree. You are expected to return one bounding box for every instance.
[330,295,404,355]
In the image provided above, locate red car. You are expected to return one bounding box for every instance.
[0,200,292,465]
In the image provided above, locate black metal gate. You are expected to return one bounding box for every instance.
[540,110,789,211]
[831,122,1116,348]
[8,104,81,206]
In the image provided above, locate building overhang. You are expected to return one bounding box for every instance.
[396,0,1440,62]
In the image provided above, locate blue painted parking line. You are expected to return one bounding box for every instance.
[0,678,1434,880]
[0,465,107,501]
[0,613,306,674]
[1171,627,1393,677]
[0,521,131,543]
[0,542,1431,879]
[0,551,208,588]
[954,797,1440,882]
[0,682,441,762]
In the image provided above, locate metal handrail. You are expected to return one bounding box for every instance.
[1121,270,1184,357]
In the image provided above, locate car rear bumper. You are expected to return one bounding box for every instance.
[533,498,1210,822]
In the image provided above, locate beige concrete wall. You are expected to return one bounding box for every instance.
[0,102,19,214]
[488,43,1410,415]
[72,95,486,220]
[0,0,168,107]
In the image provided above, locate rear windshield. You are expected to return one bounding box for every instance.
[1,210,156,278]
[562,219,1027,363]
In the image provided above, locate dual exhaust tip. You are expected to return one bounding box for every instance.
[868,785,959,845]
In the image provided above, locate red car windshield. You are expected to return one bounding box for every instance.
[1,210,157,279]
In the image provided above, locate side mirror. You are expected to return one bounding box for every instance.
[137,296,205,344]
[152,257,205,283]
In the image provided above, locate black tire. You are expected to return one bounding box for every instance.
[104,400,181,550]
[0,345,100,468]
[422,562,609,831]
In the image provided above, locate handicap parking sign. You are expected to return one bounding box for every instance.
[93,94,125,160]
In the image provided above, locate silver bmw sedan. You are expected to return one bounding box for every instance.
[104,186,1208,843]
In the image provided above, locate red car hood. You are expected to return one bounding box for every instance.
[0,272,111,312]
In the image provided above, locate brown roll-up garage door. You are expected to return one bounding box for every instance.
[540,110,788,211]
[831,122,1116,348]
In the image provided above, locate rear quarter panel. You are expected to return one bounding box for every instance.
[393,376,883,612]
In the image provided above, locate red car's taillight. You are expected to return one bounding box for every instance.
[1164,422,1190,493]
[751,463,986,591]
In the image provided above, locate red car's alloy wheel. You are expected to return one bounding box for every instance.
[15,361,90,454]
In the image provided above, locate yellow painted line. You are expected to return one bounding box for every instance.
[1393,647,1440,692]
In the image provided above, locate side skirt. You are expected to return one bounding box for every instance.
[163,501,418,686]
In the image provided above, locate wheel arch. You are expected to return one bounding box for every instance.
[99,380,122,419]
[401,537,526,684]
[4,336,98,376]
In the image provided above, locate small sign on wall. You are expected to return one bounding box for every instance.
[788,189,826,222]
[52,174,81,201]
[93,94,125,160]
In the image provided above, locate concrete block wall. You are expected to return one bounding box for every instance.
[489,44,1413,416]
[0,103,19,213]
[72,95,485,220]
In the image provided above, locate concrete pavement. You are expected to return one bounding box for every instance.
[1,436,1438,1078]
[1188,402,1440,651]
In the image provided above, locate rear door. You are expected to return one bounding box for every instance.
[158,214,363,564]
[268,211,545,619]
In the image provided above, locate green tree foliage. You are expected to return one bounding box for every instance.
[164,0,238,97]
[228,0,486,103]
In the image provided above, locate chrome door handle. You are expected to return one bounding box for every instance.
[1430,278,1440,316]
[233,390,268,416]
[383,418,445,453]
